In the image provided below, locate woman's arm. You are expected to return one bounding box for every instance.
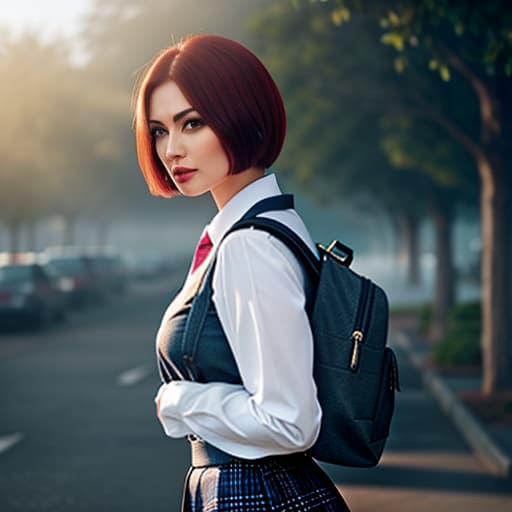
[156,229,321,459]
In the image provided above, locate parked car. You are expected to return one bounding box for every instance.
[0,262,67,328]
[86,253,128,295]
[41,250,104,307]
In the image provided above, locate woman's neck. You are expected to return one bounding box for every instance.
[211,167,266,210]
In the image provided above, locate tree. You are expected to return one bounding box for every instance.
[381,115,478,339]
[0,35,70,257]
[0,33,128,253]
[319,0,512,394]
[250,0,477,331]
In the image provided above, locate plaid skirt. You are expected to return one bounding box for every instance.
[182,452,350,511]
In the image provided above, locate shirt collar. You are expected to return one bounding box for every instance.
[207,173,283,246]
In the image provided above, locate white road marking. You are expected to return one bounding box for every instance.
[0,432,24,455]
[117,365,151,386]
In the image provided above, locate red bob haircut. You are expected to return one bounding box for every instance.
[132,34,287,198]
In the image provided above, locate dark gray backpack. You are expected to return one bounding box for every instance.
[226,194,400,467]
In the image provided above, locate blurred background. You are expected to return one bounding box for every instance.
[0,1,511,510]
[0,0,491,301]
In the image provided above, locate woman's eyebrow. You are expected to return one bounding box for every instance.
[173,107,196,122]
[149,107,196,125]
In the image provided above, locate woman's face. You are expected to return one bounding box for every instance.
[148,80,231,199]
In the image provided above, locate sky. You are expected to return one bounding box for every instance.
[0,0,92,39]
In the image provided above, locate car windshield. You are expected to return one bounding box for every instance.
[0,265,32,284]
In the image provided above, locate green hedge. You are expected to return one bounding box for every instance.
[433,300,481,367]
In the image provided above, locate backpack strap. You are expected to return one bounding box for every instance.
[224,192,320,281]
[225,217,321,315]
[226,217,320,280]
[238,193,294,220]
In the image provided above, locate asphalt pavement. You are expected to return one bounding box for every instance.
[0,274,511,511]
[0,274,190,511]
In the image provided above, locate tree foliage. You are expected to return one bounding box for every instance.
[250,0,479,212]
[0,32,127,248]
[307,0,512,393]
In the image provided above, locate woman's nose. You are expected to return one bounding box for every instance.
[164,133,184,161]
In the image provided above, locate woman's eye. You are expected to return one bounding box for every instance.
[150,127,166,138]
[183,118,204,131]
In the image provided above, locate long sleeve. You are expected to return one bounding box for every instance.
[156,228,322,459]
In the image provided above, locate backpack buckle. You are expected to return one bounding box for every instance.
[320,240,354,267]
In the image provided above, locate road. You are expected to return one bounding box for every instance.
[0,271,511,511]
[0,274,189,511]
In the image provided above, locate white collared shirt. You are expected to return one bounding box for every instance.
[155,173,322,459]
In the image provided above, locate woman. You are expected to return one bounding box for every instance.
[132,34,350,512]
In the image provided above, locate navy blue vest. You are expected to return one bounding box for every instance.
[156,268,242,385]
[156,195,297,387]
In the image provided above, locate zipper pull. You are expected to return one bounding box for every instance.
[350,330,364,371]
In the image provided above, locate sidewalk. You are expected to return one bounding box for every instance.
[391,314,512,478]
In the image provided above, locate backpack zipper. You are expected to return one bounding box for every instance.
[350,278,375,371]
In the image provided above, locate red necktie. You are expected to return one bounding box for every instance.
[190,231,213,273]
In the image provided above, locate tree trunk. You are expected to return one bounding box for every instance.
[480,158,512,394]
[424,44,512,393]
[26,220,37,252]
[96,220,109,251]
[7,220,20,263]
[429,203,455,342]
[390,214,403,274]
[401,213,421,286]
[62,214,76,247]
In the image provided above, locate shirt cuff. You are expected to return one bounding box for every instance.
[155,382,190,438]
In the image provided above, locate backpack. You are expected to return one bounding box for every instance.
[223,194,400,467]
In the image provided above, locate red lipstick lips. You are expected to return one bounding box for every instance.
[172,166,197,183]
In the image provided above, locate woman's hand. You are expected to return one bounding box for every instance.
[154,384,166,420]
[155,395,161,418]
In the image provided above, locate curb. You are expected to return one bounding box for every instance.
[394,329,511,478]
